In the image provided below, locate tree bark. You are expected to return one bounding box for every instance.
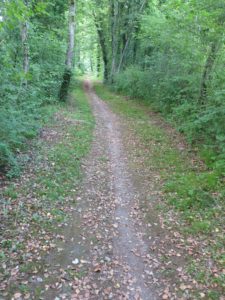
[199,42,219,104]
[59,0,76,101]
[93,11,109,82]
[110,0,119,83]
[97,43,101,77]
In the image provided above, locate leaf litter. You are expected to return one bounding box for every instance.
[1,81,224,299]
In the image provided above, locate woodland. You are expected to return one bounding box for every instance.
[0,0,225,299]
[0,0,224,177]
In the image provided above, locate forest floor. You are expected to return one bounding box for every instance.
[0,80,224,300]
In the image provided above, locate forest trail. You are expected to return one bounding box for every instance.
[2,80,222,299]
[83,80,156,299]
[42,80,160,300]
[1,0,224,297]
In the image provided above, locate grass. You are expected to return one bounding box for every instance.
[94,82,225,299]
[0,81,94,298]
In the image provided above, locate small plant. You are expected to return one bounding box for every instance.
[188,220,211,234]
[1,239,13,250]
[0,251,6,261]
[3,185,18,199]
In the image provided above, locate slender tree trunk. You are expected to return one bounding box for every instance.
[90,57,93,72]
[21,2,29,88]
[93,14,109,82]
[59,0,76,102]
[133,20,141,64]
[110,0,119,82]
[117,36,130,73]
[199,42,219,104]
[97,43,101,77]
[13,48,19,68]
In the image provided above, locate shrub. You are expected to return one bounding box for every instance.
[114,65,225,169]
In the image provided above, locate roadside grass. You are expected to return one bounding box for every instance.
[0,81,94,298]
[94,82,225,299]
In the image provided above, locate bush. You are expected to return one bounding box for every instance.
[114,65,225,170]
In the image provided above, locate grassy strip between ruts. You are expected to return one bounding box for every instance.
[94,82,225,299]
[0,81,94,298]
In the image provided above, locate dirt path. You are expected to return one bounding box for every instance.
[40,80,159,299]
[2,80,197,300]
[84,80,157,299]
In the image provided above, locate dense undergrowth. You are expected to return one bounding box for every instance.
[108,1,225,176]
[0,63,65,177]
[94,83,225,298]
[113,67,225,177]
[0,98,59,178]
[0,1,67,177]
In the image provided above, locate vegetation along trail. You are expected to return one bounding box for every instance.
[34,80,224,299]
[43,80,161,299]
[38,80,193,299]
[0,78,224,299]
[1,0,225,299]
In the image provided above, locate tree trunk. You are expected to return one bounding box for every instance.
[96,27,109,82]
[90,57,93,72]
[199,42,219,104]
[110,0,118,83]
[59,0,76,102]
[97,43,101,77]
[93,13,109,82]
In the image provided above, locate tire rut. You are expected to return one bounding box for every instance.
[83,80,156,300]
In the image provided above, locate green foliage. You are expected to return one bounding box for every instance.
[112,0,225,168]
[0,0,67,175]
[94,83,225,297]
[98,80,224,241]
[1,82,95,297]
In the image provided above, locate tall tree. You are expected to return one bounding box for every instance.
[110,0,119,82]
[93,11,109,82]
[59,0,76,101]
[199,42,220,104]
